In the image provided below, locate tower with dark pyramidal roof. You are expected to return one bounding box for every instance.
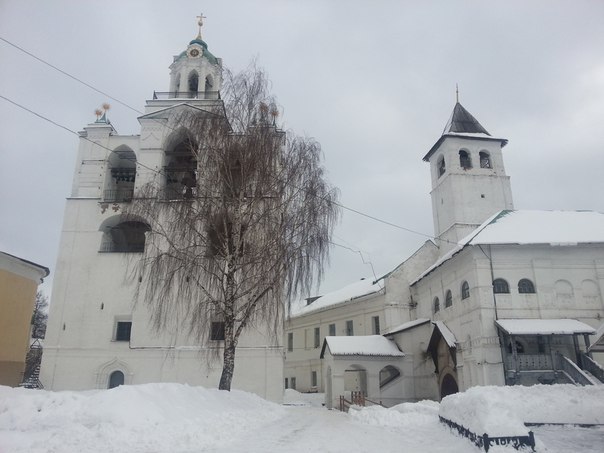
[423,102,514,254]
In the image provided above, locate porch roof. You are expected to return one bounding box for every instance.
[496,319,596,336]
[383,318,431,336]
[320,335,405,358]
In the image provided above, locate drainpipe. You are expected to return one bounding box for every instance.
[478,244,498,320]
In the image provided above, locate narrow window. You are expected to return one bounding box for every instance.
[188,71,199,96]
[479,151,491,168]
[210,321,225,341]
[314,327,320,348]
[115,321,132,341]
[291,377,296,390]
[445,290,453,308]
[433,297,440,313]
[108,370,124,389]
[284,378,289,389]
[493,278,510,294]
[311,371,317,387]
[437,155,446,177]
[287,332,293,352]
[461,281,470,299]
[328,323,336,336]
[346,320,354,336]
[459,150,472,169]
[518,279,535,294]
[372,316,380,335]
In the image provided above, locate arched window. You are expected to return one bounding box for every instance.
[479,151,491,168]
[459,150,472,169]
[100,220,150,253]
[554,279,574,302]
[163,133,198,199]
[437,156,446,177]
[506,340,525,354]
[445,290,453,307]
[108,370,124,389]
[433,297,440,313]
[104,146,136,203]
[493,278,510,294]
[518,279,535,294]
[188,71,199,97]
[461,281,470,299]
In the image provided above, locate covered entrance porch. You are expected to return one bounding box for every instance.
[495,318,602,386]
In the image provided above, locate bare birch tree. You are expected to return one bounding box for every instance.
[127,64,339,391]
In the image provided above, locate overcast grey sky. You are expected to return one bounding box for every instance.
[1,1,604,300]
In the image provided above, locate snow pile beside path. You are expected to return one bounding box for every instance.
[283,389,325,407]
[440,384,604,437]
[0,383,284,453]
[348,400,440,428]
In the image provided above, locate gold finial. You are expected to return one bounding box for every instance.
[456,83,459,103]
[196,13,206,39]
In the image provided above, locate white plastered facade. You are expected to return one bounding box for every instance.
[40,36,284,402]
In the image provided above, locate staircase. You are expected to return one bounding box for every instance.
[19,339,44,390]
[556,352,604,386]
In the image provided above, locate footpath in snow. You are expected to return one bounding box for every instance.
[1,383,603,452]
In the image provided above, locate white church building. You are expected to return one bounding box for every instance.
[40,27,284,401]
[286,102,604,409]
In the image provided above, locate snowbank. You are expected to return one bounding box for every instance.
[282,389,325,407]
[348,400,440,428]
[0,383,284,453]
[439,385,604,437]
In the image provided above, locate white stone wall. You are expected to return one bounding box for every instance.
[42,92,284,401]
[410,243,604,392]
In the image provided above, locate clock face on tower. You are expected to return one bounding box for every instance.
[188,48,200,58]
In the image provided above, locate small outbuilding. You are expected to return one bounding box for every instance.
[320,335,407,409]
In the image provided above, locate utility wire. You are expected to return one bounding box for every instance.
[0,37,145,116]
[0,94,162,177]
[0,37,455,246]
[1,92,450,246]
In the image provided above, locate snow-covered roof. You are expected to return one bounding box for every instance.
[383,318,430,336]
[412,210,604,285]
[291,278,384,317]
[320,335,405,358]
[433,321,457,348]
[495,319,596,336]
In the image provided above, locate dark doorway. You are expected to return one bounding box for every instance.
[440,373,458,399]
[108,370,125,389]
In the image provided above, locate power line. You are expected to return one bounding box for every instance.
[0,94,162,177]
[0,37,144,116]
[0,37,452,246]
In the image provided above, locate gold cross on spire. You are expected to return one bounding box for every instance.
[456,83,459,103]
[196,13,206,39]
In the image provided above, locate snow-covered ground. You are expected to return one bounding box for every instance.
[1,384,603,452]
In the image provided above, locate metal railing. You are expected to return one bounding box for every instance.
[152,91,221,100]
[555,352,594,385]
[506,354,552,371]
[103,188,134,203]
[99,242,144,253]
[580,353,604,383]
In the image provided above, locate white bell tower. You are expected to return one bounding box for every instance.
[167,14,222,99]
[424,101,514,255]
